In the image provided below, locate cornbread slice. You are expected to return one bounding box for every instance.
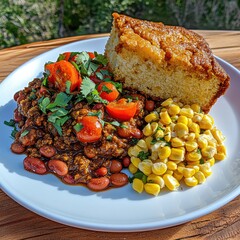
[105,13,230,112]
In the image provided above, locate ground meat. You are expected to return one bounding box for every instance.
[11,77,146,187]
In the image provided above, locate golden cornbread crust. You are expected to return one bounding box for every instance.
[105,13,230,112]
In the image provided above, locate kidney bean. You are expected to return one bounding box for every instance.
[93,103,104,110]
[13,91,20,101]
[16,91,25,104]
[11,142,25,154]
[84,145,96,159]
[39,145,56,158]
[110,173,128,187]
[131,128,143,139]
[122,156,131,168]
[63,174,75,184]
[23,157,47,174]
[145,100,155,112]
[117,126,131,138]
[87,177,110,191]
[14,109,22,122]
[110,160,122,173]
[48,160,68,176]
[95,167,108,177]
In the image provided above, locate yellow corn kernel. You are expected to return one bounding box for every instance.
[150,151,159,161]
[151,122,159,133]
[211,128,225,144]
[143,123,152,136]
[131,157,141,168]
[155,129,164,139]
[171,137,185,147]
[174,123,189,138]
[152,162,167,175]
[144,183,161,196]
[198,135,208,149]
[186,133,196,141]
[182,167,195,178]
[180,107,194,118]
[185,140,198,152]
[187,160,200,166]
[199,115,213,130]
[158,146,171,160]
[214,152,226,161]
[164,126,171,142]
[132,178,144,193]
[145,136,153,149]
[160,111,172,125]
[173,170,183,181]
[163,174,180,191]
[128,145,143,157]
[161,98,173,107]
[194,171,206,184]
[199,163,212,177]
[145,112,159,123]
[184,176,198,187]
[217,145,226,155]
[158,158,168,164]
[147,174,165,188]
[165,170,173,175]
[208,140,217,148]
[206,157,215,166]
[137,139,148,151]
[201,146,217,159]
[186,152,202,162]
[129,163,138,174]
[177,115,188,125]
[168,104,180,116]
[169,148,185,161]
[192,114,203,123]
[138,161,153,176]
[189,122,200,135]
[167,161,177,170]
[191,104,201,113]
[187,165,200,173]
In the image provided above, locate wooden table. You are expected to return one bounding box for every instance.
[0,32,239,239]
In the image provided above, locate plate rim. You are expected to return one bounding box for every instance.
[0,36,240,232]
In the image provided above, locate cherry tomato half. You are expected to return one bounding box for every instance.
[97,82,119,102]
[76,116,102,143]
[45,60,82,92]
[106,98,138,121]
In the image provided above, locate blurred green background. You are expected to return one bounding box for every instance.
[1,0,240,49]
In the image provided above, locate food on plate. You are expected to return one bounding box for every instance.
[128,98,226,196]
[105,13,230,113]
[6,14,229,195]
[8,51,148,191]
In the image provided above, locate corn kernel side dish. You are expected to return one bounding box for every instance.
[128,98,226,196]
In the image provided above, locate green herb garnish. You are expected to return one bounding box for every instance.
[137,151,150,160]
[74,123,83,132]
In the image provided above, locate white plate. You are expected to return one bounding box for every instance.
[0,37,239,232]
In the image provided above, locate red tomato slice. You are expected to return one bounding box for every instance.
[45,60,82,92]
[97,82,119,102]
[88,52,95,59]
[62,52,71,61]
[106,98,138,121]
[76,116,102,143]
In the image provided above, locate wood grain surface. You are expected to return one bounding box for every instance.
[0,31,239,240]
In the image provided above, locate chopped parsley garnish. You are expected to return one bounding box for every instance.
[128,170,147,184]
[120,124,128,129]
[74,123,83,132]
[110,120,120,127]
[101,85,112,94]
[200,159,205,164]
[106,135,113,141]
[137,151,150,160]
[4,119,18,138]
[77,77,107,105]
[20,130,29,137]
[129,138,139,145]
[93,51,108,66]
